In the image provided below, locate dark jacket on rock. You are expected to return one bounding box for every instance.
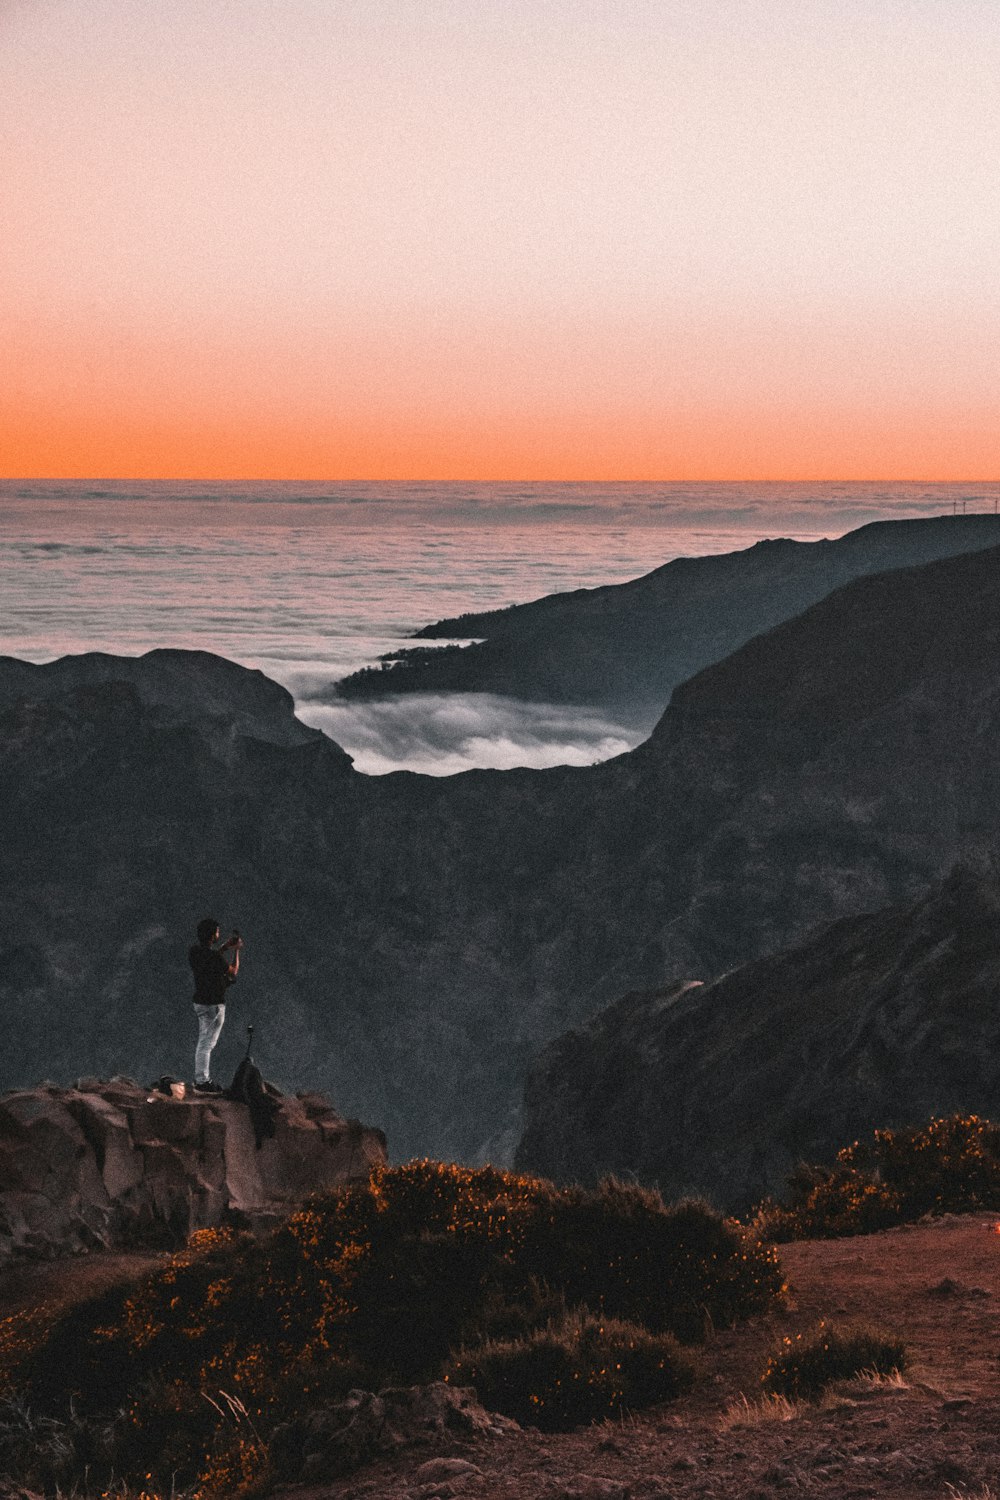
[227,1056,281,1148]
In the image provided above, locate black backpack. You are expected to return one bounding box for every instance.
[226,1032,281,1148]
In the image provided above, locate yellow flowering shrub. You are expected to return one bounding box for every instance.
[758,1114,1000,1241]
[18,1162,781,1490]
[445,1308,696,1430]
[762,1321,907,1400]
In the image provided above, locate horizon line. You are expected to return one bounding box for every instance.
[4,475,1000,487]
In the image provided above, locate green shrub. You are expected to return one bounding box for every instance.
[445,1309,696,1430]
[758,1114,1000,1241]
[877,1114,1000,1217]
[0,1395,93,1495]
[755,1162,901,1243]
[457,1278,573,1347]
[518,1183,781,1343]
[762,1322,907,1401]
[0,1389,263,1500]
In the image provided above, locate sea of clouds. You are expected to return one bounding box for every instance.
[297,693,639,776]
[4,479,999,776]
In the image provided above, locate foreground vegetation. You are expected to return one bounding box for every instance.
[757,1114,1000,1241]
[7,1111,989,1495]
[445,1309,696,1431]
[762,1322,908,1400]
[3,1162,781,1496]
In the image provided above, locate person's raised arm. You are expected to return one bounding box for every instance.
[220,933,243,980]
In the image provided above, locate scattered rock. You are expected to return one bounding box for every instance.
[558,1477,630,1500]
[929,1276,995,1300]
[414,1457,483,1483]
[597,1435,626,1454]
[0,1080,386,1263]
[927,1277,968,1298]
[269,1382,517,1483]
[759,1461,797,1489]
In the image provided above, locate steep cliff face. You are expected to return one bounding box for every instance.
[516,870,1000,1211]
[335,515,1000,721]
[0,1079,386,1263]
[3,542,1000,1162]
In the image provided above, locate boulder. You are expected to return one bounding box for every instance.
[558,1481,630,1500]
[0,1080,386,1264]
[269,1382,517,1483]
[414,1457,483,1483]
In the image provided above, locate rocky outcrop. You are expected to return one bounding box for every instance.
[335,515,1000,723]
[270,1383,516,1484]
[5,540,1000,1162]
[0,1079,386,1263]
[516,869,1000,1211]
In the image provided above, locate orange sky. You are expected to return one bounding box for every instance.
[2,1,998,481]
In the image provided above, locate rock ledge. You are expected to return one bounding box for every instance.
[0,1079,387,1263]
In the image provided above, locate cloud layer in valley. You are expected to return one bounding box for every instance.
[296,694,639,776]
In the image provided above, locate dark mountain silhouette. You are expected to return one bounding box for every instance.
[334,514,1000,723]
[3,539,1000,1162]
[515,868,1000,1212]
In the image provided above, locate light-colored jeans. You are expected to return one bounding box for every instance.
[194,1003,226,1084]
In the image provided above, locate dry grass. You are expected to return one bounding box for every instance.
[719,1392,801,1429]
[719,1366,909,1429]
[824,1367,910,1398]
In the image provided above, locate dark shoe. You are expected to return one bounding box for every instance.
[193,1080,223,1095]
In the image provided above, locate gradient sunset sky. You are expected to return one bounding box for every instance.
[3,0,997,481]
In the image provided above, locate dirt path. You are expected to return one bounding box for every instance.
[784,1213,1000,1402]
[0,1250,167,1392]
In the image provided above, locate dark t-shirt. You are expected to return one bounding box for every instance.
[189,944,234,1006]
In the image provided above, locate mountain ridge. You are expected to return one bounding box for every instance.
[516,866,1000,1210]
[334,514,1000,722]
[4,535,1000,1160]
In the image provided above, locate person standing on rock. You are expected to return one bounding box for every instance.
[189,917,242,1094]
